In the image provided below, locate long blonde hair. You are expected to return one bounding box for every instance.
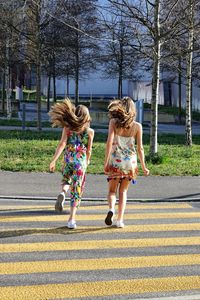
[108,96,136,128]
[48,98,91,131]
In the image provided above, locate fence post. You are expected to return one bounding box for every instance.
[22,103,26,130]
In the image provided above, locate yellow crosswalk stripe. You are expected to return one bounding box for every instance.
[0,201,199,300]
[0,236,200,253]
[80,203,192,210]
[0,203,192,211]
[0,276,199,300]
[0,212,199,222]
[1,222,200,235]
[1,254,200,275]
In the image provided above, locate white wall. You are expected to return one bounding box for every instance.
[41,73,129,98]
[128,81,165,104]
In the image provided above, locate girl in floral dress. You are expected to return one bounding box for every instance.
[104,97,149,228]
[49,99,94,229]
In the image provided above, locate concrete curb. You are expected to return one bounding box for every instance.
[132,294,200,300]
[0,195,200,202]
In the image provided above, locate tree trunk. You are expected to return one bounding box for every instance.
[36,61,41,131]
[118,73,122,98]
[150,0,161,155]
[75,65,79,106]
[75,43,79,105]
[185,0,194,146]
[178,56,182,124]
[118,42,123,98]
[53,54,56,102]
[2,70,6,113]
[5,66,12,119]
[47,74,51,112]
[53,72,56,103]
[66,74,69,97]
[36,0,42,131]
[6,38,12,119]
[75,29,79,106]
[35,0,42,131]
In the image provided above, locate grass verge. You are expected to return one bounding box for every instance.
[0,131,199,175]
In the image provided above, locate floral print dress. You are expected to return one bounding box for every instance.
[62,130,89,207]
[107,135,138,183]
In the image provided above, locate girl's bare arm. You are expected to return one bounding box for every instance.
[104,119,115,172]
[49,127,68,172]
[136,123,149,176]
[86,128,95,164]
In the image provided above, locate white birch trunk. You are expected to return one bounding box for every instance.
[36,0,42,131]
[150,0,161,155]
[6,38,12,119]
[185,0,194,146]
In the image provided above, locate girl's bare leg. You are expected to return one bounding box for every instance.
[105,178,120,225]
[68,206,77,222]
[62,184,70,194]
[117,178,130,222]
[108,178,120,210]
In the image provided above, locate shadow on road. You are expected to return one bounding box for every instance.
[0,225,113,238]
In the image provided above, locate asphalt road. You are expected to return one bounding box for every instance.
[0,199,200,299]
[0,171,199,202]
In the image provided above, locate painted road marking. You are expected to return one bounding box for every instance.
[1,254,200,275]
[0,236,200,253]
[1,212,200,222]
[0,276,200,300]
[0,203,192,211]
[1,222,200,235]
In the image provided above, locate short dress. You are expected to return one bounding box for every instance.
[107,134,138,184]
[62,130,89,207]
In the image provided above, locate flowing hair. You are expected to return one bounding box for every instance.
[108,96,136,128]
[48,98,91,131]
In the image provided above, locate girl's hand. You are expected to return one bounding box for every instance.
[104,163,110,173]
[142,167,150,176]
[49,161,56,173]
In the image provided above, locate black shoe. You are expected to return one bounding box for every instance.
[105,210,114,226]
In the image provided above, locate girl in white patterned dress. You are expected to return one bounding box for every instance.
[104,97,149,228]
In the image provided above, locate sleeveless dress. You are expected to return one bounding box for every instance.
[62,129,88,207]
[107,134,138,183]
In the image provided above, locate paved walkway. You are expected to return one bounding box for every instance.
[0,171,199,201]
[1,123,200,135]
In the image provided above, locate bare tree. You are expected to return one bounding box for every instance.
[0,0,24,117]
[185,0,195,146]
[55,0,100,105]
[99,6,139,98]
[108,0,191,155]
[23,0,53,130]
[161,0,200,143]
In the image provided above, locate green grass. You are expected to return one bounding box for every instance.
[0,131,199,175]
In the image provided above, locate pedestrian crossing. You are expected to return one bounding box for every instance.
[0,200,200,299]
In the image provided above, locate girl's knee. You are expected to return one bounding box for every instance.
[119,189,128,197]
[108,191,116,198]
[62,184,69,193]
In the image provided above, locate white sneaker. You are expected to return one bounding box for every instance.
[116,220,124,228]
[55,192,65,212]
[67,220,77,229]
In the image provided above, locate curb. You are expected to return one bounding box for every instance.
[0,195,200,202]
